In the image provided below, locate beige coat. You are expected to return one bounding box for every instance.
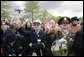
[69,23,81,34]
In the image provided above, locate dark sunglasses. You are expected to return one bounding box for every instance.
[33,22,40,26]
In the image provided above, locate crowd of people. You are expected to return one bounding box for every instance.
[1,16,83,56]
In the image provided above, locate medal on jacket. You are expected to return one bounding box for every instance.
[37,39,41,43]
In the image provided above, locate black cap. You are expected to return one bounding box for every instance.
[71,17,79,22]
[58,17,71,25]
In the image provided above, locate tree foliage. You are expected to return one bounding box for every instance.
[1,1,12,19]
[24,1,40,22]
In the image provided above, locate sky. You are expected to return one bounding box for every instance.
[11,1,83,18]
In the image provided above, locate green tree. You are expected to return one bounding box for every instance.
[1,1,12,19]
[24,1,40,22]
[55,16,61,22]
[37,10,50,20]
[79,17,83,21]
[42,10,48,19]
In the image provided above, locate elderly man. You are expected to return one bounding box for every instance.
[51,17,71,56]
[68,17,81,55]
[69,17,81,38]
[28,19,47,56]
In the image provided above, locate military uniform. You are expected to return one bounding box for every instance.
[51,17,73,56]
[51,30,69,56]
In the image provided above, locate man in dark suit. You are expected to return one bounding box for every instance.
[10,22,30,56]
[14,35,27,56]
[72,24,83,56]
[1,22,30,56]
[28,20,48,56]
[1,23,16,56]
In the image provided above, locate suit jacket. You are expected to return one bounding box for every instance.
[16,27,31,45]
[1,29,15,45]
[1,28,16,56]
[73,28,83,49]
[29,29,46,48]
